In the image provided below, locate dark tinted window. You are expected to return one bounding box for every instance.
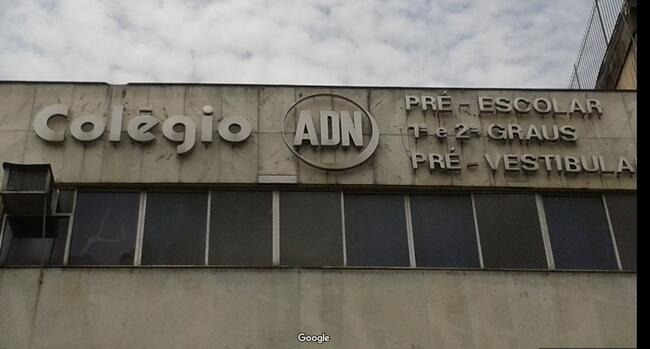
[411,194,480,268]
[209,191,272,266]
[141,192,207,265]
[605,194,636,271]
[544,195,618,270]
[344,193,409,267]
[474,194,547,269]
[0,216,68,265]
[68,192,139,265]
[280,191,342,267]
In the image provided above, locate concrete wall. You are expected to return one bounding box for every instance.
[616,45,637,89]
[0,268,636,349]
[0,83,637,190]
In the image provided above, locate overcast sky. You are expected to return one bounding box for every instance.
[0,0,593,88]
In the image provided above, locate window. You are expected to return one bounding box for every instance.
[0,186,633,271]
[344,193,410,267]
[141,192,207,265]
[473,193,547,269]
[68,192,139,265]
[544,195,618,270]
[0,216,68,265]
[410,194,480,268]
[604,194,636,271]
[209,191,272,266]
[280,191,342,267]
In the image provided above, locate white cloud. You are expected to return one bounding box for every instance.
[0,0,592,87]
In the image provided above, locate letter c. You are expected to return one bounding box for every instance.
[34,104,69,141]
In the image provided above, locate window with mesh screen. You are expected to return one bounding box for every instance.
[0,216,68,265]
[604,193,636,271]
[141,192,207,265]
[410,194,480,268]
[209,190,272,266]
[68,192,139,265]
[344,193,409,267]
[543,195,618,270]
[473,193,547,269]
[280,191,342,267]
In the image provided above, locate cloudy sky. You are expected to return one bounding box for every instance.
[0,0,593,88]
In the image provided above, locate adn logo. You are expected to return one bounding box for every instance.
[281,93,379,171]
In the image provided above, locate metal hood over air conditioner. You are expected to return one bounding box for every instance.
[0,162,55,216]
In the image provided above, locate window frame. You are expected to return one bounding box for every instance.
[139,191,210,266]
[541,192,622,271]
[208,189,274,267]
[279,190,345,267]
[408,192,482,269]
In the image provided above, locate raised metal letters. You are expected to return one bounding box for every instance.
[127,115,159,142]
[29,92,633,178]
[320,111,341,146]
[162,115,196,154]
[293,111,319,146]
[201,105,214,143]
[70,114,105,142]
[282,93,379,171]
[476,96,601,117]
[340,111,363,147]
[109,105,123,142]
[34,104,69,142]
[218,116,251,143]
[33,103,253,153]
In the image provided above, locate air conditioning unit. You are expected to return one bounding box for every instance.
[1,162,55,216]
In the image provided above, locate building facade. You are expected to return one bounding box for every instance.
[569,0,637,90]
[597,0,637,90]
[0,82,636,348]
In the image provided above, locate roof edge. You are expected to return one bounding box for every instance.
[0,80,637,92]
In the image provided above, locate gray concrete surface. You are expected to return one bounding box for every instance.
[0,268,637,349]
